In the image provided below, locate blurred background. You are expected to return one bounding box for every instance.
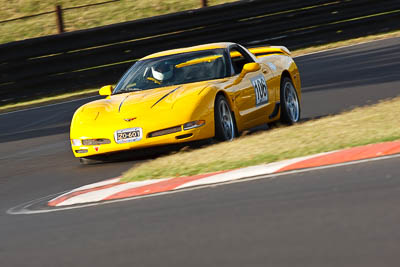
[0,0,399,106]
[0,0,234,44]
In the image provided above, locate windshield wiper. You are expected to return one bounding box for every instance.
[113,88,142,95]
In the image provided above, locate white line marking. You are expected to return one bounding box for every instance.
[49,152,333,206]
[176,153,330,190]
[56,178,169,206]
[48,177,121,202]
[8,153,400,215]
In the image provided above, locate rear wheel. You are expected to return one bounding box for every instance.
[280,76,300,124]
[214,95,236,141]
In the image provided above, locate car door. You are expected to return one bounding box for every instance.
[227,46,275,129]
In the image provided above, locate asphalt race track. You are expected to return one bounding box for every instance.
[1,38,400,266]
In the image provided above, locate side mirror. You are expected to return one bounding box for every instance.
[227,63,261,89]
[236,62,261,81]
[242,62,261,73]
[99,85,113,96]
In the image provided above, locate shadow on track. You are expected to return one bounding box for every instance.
[77,139,215,165]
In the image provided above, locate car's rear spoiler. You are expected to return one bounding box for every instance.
[248,46,291,58]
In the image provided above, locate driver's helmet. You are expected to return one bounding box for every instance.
[151,62,174,81]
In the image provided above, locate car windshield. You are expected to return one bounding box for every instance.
[113,49,228,94]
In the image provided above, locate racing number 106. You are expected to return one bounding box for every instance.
[251,75,268,106]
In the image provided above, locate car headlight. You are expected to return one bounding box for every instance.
[71,139,82,146]
[183,120,205,130]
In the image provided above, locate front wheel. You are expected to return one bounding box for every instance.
[280,77,301,124]
[214,95,236,141]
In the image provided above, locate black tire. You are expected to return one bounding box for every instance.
[214,95,236,141]
[280,76,301,124]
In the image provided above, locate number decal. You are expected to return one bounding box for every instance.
[251,74,268,106]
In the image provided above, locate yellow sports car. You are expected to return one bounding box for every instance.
[70,42,301,163]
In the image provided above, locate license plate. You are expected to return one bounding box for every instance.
[114,128,143,144]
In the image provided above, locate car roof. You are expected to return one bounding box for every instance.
[141,42,235,60]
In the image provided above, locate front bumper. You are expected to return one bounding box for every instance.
[71,121,213,158]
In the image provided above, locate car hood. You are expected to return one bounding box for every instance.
[75,81,213,123]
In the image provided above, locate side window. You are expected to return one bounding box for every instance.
[229,47,253,75]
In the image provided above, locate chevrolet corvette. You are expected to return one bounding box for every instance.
[70,42,301,163]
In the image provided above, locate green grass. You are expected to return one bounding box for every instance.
[0,0,237,44]
[121,96,400,182]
